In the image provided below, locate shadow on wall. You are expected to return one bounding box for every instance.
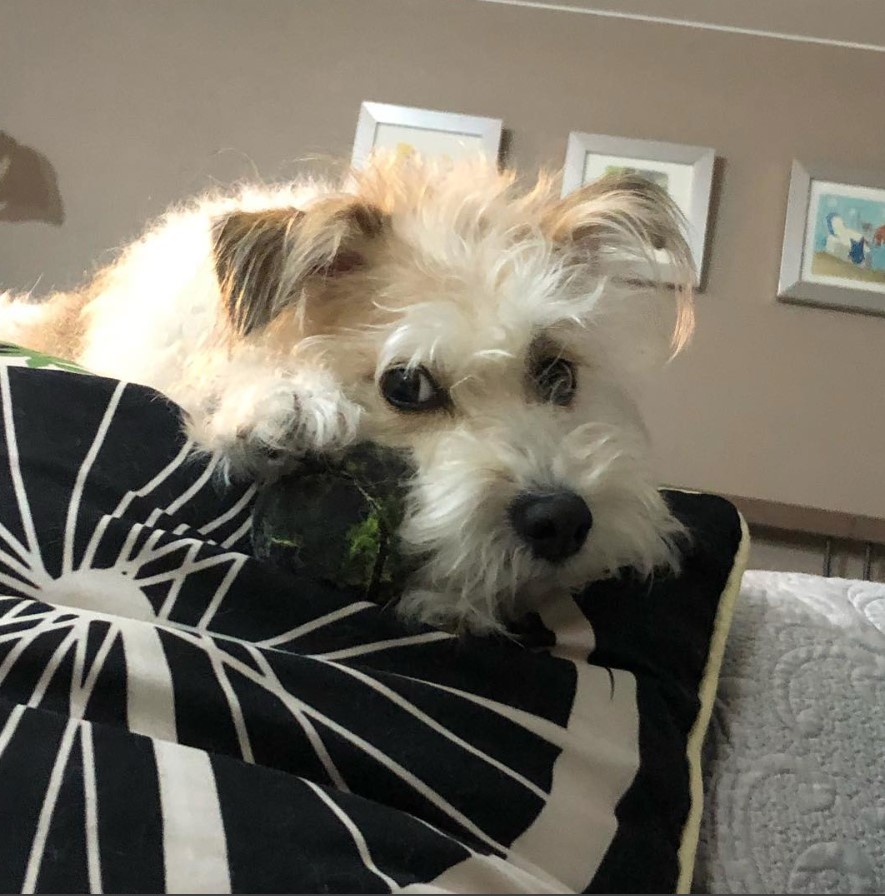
[0,132,64,226]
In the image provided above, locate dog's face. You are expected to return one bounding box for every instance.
[213,156,695,631]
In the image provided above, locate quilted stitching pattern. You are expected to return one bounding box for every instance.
[696,571,885,894]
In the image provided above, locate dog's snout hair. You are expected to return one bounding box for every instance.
[0,152,694,632]
[393,401,684,631]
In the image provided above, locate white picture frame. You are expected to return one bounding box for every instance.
[351,102,503,169]
[562,132,715,287]
[778,160,885,317]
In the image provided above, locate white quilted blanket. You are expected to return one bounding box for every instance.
[695,570,885,894]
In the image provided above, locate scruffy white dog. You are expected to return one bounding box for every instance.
[1,155,694,632]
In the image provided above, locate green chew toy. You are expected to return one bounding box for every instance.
[250,443,420,603]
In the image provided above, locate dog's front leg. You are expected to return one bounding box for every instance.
[186,364,363,481]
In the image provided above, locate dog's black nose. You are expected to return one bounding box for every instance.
[509,491,593,563]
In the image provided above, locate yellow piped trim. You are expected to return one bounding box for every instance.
[676,510,750,893]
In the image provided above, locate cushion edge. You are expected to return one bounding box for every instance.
[675,507,750,894]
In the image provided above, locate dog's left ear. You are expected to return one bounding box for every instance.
[544,172,688,256]
[211,199,387,337]
[543,173,695,350]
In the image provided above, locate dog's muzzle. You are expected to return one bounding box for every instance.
[508,490,593,563]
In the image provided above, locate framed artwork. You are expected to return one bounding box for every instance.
[778,160,885,317]
[562,132,715,286]
[351,102,503,169]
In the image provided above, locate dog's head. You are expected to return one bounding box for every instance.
[213,155,695,631]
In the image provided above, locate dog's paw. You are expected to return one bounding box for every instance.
[188,371,363,481]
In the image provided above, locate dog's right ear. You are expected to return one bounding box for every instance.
[211,199,387,337]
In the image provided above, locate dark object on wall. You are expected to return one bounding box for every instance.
[0,131,64,226]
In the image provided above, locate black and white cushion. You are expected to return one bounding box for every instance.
[0,358,747,893]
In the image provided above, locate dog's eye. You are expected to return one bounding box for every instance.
[533,358,577,406]
[380,365,447,412]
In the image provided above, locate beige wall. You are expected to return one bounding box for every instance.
[519,0,885,49]
[3,0,884,526]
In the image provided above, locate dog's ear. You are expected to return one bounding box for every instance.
[544,172,688,255]
[543,172,695,350]
[211,199,387,337]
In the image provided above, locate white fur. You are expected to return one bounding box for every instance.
[0,156,694,633]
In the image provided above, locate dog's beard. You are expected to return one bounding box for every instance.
[395,421,685,633]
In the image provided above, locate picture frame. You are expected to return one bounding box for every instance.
[351,102,503,169]
[562,132,715,286]
[778,160,885,317]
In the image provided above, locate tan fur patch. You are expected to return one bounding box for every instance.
[0,290,87,361]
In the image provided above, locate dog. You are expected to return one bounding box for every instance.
[1,154,695,633]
